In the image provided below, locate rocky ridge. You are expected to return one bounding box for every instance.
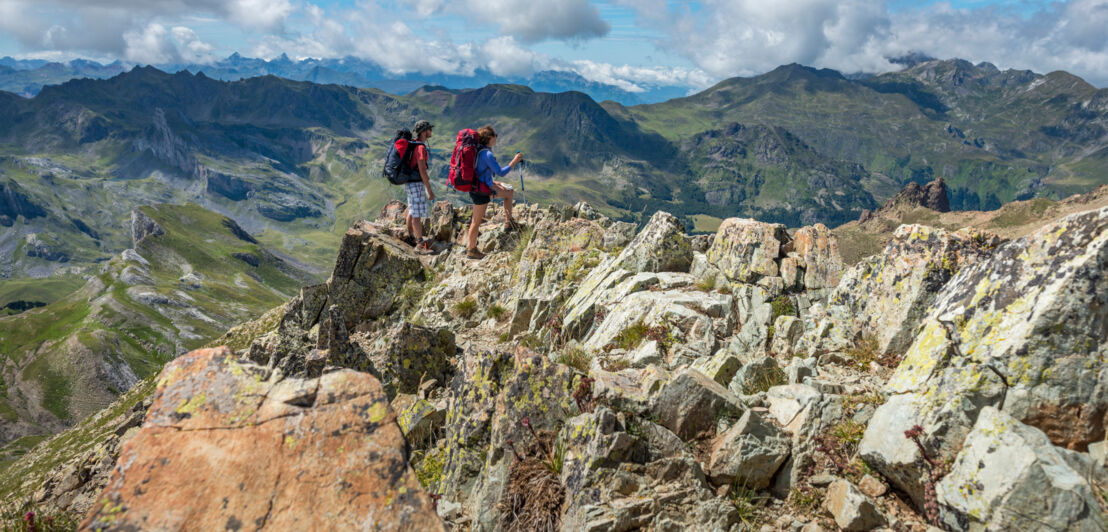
[3,198,1106,531]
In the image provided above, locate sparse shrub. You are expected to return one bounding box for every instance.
[608,320,673,353]
[453,297,477,319]
[488,304,507,321]
[831,419,866,446]
[556,348,592,374]
[573,377,596,413]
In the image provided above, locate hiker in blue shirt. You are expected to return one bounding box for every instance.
[466,125,522,259]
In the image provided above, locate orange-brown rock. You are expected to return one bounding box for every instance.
[81,347,444,532]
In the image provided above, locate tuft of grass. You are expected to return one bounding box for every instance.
[511,227,535,263]
[789,485,823,514]
[518,333,544,351]
[831,420,866,447]
[555,348,591,374]
[600,356,632,372]
[545,436,568,475]
[729,481,769,527]
[611,321,649,351]
[453,297,478,319]
[413,447,445,490]
[487,304,507,321]
[498,332,511,343]
[770,295,797,321]
[843,335,880,370]
[747,366,787,395]
[695,275,717,292]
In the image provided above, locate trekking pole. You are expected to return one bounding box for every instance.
[517,151,526,205]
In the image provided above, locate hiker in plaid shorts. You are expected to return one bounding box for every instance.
[407,120,435,253]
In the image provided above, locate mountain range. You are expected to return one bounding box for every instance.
[0,57,1107,447]
[0,54,691,105]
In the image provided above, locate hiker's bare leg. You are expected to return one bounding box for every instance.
[494,183,514,221]
[412,215,423,241]
[468,204,488,250]
[406,213,415,239]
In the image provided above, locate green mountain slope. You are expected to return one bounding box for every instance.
[0,203,317,445]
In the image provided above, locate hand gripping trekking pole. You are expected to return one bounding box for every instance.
[517,151,527,205]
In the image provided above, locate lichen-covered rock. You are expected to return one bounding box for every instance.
[602,221,637,251]
[653,369,744,439]
[693,349,744,386]
[728,356,785,396]
[582,287,733,366]
[829,224,995,356]
[435,350,579,529]
[863,206,1108,509]
[792,223,845,291]
[707,218,789,282]
[613,211,693,273]
[707,410,790,488]
[937,407,1108,531]
[354,321,456,398]
[81,347,443,531]
[823,479,885,531]
[429,200,455,242]
[770,315,803,356]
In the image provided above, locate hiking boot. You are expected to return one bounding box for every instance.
[505,218,522,232]
[466,248,486,260]
[402,235,417,247]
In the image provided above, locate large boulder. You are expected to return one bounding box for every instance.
[707,218,789,282]
[82,347,443,531]
[652,369,744,439]
[862,206,1108,507]
[937,407,1108,531]
[829,224,995,356]
[706,410,790,488]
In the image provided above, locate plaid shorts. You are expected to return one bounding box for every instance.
[406,181,429,218]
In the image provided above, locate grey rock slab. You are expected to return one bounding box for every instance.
[937,406,1108,532]
[652,368,745,440]
[823,479,885,531]
[707,409,791,489]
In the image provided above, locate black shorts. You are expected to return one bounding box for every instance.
[470,192,491,205]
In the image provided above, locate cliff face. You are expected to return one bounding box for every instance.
[5,199,1107,531]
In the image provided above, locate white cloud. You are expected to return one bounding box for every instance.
[411,0,610,43]
[620,0,1108,86]
[123,23,216,64]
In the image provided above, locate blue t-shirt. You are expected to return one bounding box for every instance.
[475,149,511,190]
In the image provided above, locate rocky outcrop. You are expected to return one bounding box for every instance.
[82,347,443,531]
[708,218,789,283]
[129,208,164,247]
[861,178,950,224]
[829,224,997,355]
[861,206,1108,508]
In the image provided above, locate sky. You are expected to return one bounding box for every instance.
[0,0,1107,91]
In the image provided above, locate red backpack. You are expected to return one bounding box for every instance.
[447,129,491,195]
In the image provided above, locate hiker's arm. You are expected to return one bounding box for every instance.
[417,157,434,201]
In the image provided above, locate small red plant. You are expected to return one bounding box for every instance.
[574,377,596,413]
[904,424,946,525]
